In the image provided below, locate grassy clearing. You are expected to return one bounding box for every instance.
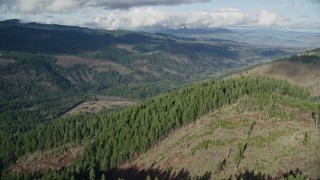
[10,144,83,173]
[0,58,15,66]
[64,96,137,116]
[191,138,238,155]
[130,101,320,179]
[249,128,295,148]
[56,55,131,74]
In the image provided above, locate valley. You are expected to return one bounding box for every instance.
[0,19,319,180]
[0,20,292,132]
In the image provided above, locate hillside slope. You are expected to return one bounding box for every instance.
[128,102,319,179]
[119,52,320,179]
[231,51,320,96]
[2,76,319,180]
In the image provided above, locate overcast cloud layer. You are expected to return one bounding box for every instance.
[0,0,319,31]
[0,0,209,13]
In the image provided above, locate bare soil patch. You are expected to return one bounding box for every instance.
[56,55,131,74]
[116,44,136,52]
[137,66,161,78]
[0,58,15,66]
[162,68,181,76]
[168,54,190,64]
[10,145,83,174]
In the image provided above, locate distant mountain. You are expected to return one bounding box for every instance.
[231,28,320,49]
[0,20,239,53]
[158,27,241,44]
[158,26,320,49]
[160,27,235,35]
[0,19,91,31]
[0,19,21,25]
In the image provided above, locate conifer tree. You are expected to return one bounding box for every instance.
[303,132,311,166]
[89,167,96,180]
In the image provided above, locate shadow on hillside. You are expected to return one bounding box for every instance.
[107,165,211,180]
[229,168,306,180]
[106,165,307,180]
[232,170,273,180]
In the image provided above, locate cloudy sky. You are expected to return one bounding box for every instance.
[0,0,319,31]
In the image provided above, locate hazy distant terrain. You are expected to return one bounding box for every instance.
[159,27,320,49]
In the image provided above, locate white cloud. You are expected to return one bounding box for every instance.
[91,8,290,30]
[92,8,250,30]
[0,4,293,30]
[0,0,210,13]
[257,10,290,27]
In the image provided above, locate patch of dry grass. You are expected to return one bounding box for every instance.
[56,55,132,75]
[10,144,84,173]
[116,44,136,53]
[64,96,137,116]
[136,66,161,78]
[167,54,190,64]
[0,58,15,66]
[128,104,320,179]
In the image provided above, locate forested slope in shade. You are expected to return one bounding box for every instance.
[0,45,289,133]
[0,20,292,134]
[2,76,319,179]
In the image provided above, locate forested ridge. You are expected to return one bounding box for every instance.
[1,76,318,179]
[231,48,320,98]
